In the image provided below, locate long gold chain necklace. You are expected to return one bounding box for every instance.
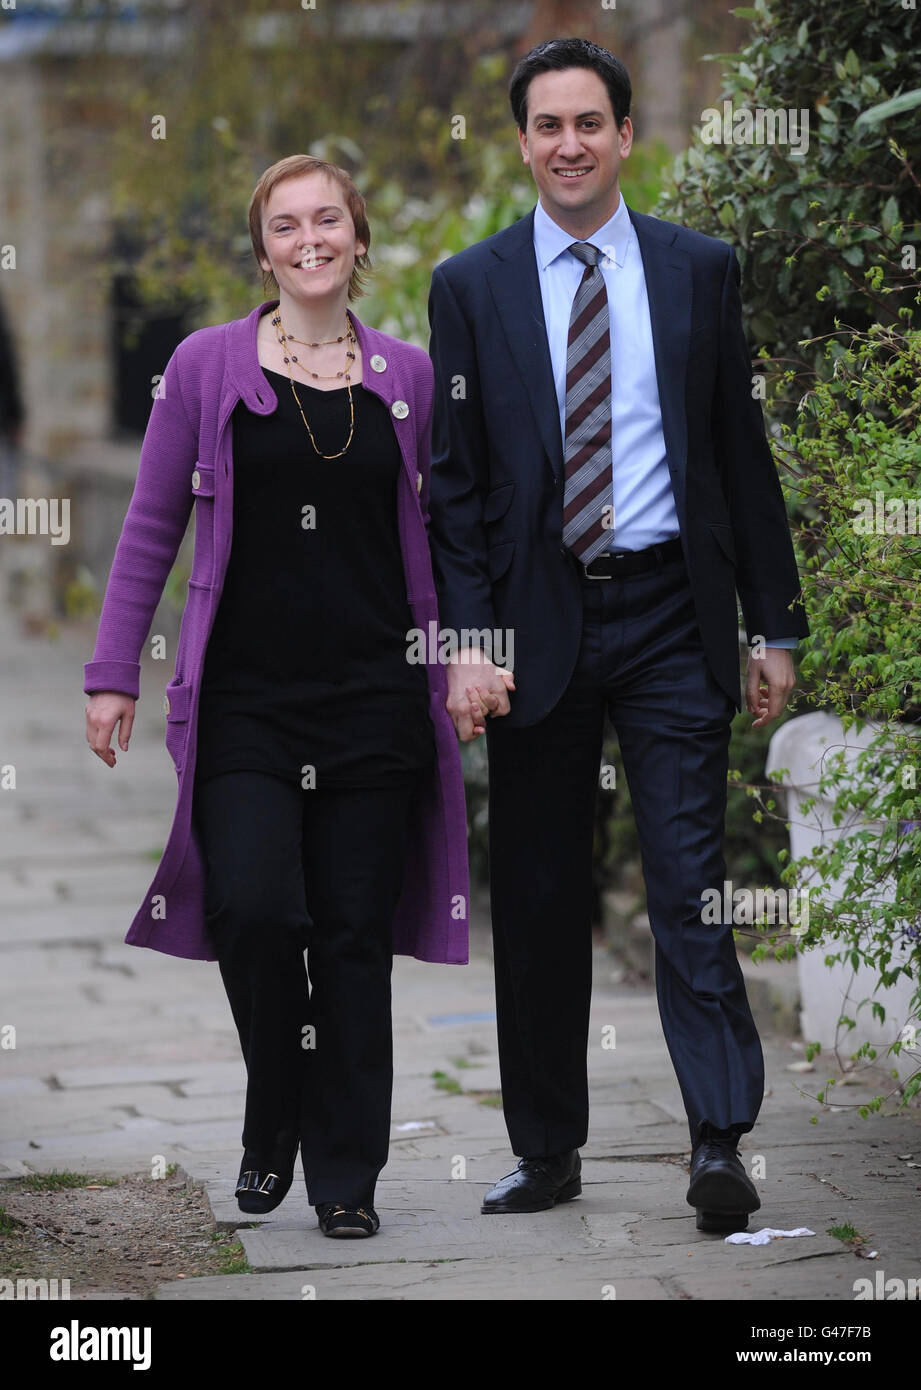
[270,308,357,459]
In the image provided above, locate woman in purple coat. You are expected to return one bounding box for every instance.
[84,156,472,1238]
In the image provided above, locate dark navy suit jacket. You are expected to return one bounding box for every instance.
[426,204,808,728]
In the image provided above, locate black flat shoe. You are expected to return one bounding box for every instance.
[235,1161,294,1215]
[481,1150,581,1214]
[316,1203,380,1237]
[686,1126,760,1234]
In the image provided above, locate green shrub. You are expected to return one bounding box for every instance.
[764,319,921,1109]
[655,0,920,397]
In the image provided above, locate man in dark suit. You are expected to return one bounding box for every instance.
[426,38,808,1233]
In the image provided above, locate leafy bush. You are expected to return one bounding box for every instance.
[647,0,920,1116]
[655,0,920,396]
[759,319,921,1110]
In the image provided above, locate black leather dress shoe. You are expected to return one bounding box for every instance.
[481,1150,581,1213]
[686,1126,761,1233]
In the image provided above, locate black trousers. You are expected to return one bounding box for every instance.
[485,550,765,1156]
[191,770,418,1207]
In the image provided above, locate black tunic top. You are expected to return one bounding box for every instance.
[194,368,435,788]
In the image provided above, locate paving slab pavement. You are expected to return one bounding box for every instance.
[1,595,919,1301]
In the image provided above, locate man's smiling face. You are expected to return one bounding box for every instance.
[517,66,633,236]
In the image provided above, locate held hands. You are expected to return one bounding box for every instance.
[445,647,516,742]
[85,692,136,767]
[745,647,795,729]
[86,653,516,762]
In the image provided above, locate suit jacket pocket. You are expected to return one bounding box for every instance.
[484,482,514,524]
[487,539,515,583]
[707,521,736,565]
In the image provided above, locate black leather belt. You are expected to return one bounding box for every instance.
[574,535,684,579]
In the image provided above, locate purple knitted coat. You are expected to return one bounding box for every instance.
[84,299,470,965]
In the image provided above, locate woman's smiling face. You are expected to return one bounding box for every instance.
[258,171,366,305]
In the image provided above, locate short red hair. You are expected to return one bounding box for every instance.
[248,154,371,302]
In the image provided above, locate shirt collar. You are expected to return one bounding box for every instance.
[533,192,631,272]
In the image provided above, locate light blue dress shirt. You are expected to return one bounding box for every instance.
[531,195,796,651]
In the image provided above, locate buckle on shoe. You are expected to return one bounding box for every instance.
[236,1169,280,1196]
[327,1204,373,1221]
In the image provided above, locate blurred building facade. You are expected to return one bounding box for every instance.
[0,0,736,626]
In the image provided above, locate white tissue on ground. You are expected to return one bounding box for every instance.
[725,1227,816,1246]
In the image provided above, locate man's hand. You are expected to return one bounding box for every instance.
[745,648,795,729]
[85,691,136,766]
[445,647,516,742]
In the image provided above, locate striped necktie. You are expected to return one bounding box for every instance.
[562,241,612,564]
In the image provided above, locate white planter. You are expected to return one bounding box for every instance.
[766,712,919,1081]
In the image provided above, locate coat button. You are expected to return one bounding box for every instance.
[370,354,387,372]
[391,399,409,419]
[416,471,423,494]
[191,469,201,491]
[163,695,170,715]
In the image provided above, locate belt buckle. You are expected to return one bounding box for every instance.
[583,553,621,580]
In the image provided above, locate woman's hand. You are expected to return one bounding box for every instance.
[446,650,515,742]
[85,692,136,767]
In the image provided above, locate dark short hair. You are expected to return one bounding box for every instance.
[508,37,632,131]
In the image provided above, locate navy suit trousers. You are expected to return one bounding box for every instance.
[485,548,765,1155]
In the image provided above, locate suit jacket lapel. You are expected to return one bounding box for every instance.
[485,204,693,523]
[628,207,691,526]
[486,209,564,481]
